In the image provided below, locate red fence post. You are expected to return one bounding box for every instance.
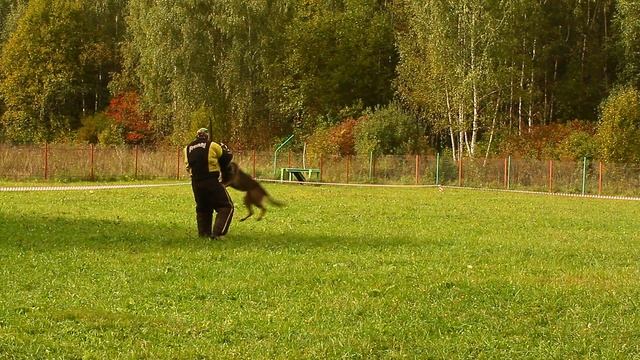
[90,144,95,180]
[503,158,508,188]
[44,142,49,180]
[598,161,603,195]
[548,160,554,193]
[415,154,420,185]
[176,146,181,179]
[346,156,350,184]
[372,155,376,179]
[134,145,139,179]
[458,157,463,187]
[252,149,256,178]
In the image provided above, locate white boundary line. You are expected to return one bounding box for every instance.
[440,184,640,201]
[260,178,434,188]
[0,183,189,192]
[2,179,640,202]
[261,179,640,201]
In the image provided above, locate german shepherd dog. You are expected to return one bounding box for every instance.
[222,162,283,221]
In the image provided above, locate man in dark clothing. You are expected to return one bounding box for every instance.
[184,128,234,239]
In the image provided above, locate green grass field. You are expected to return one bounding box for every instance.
[1,182,639,359]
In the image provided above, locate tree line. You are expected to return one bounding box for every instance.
[1,0,640,163]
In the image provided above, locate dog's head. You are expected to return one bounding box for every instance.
[221,161,238,185]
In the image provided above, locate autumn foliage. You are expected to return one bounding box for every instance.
[499,121,598,160]
[306,117,360,157]
[330,118,359,156]
[106,92,151,144]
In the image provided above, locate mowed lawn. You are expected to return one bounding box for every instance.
[1,182,639,359]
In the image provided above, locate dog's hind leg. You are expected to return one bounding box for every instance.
[255,205,266,221]
[252,193,267,220]
[240,194,254,221]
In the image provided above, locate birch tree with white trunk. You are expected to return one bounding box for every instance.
[395,0,508,160]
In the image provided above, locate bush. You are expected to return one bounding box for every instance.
[0,110,77,144]
[77,112,111,144]
[596,85,640,163]
[559,131,598,161]
[498,121,597,160]
[107,92,152,145]
[305,126,339,158]
[305,115,362,160]
[354,102,424,155]
[0,110,35,143]
[98,123,125,145]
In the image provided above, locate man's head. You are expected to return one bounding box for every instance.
[196,128,209,140]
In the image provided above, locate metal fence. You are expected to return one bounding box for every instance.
[1,143,639,197]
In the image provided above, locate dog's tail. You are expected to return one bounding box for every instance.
[267,196,284,207]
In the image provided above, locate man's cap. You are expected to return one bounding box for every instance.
[196,128,209,139]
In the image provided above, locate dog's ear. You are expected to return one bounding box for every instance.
[219,144,233,168]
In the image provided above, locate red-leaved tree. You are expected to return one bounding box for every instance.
[107,92,152,145]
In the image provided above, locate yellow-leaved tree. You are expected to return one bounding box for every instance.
[596,86,640,163]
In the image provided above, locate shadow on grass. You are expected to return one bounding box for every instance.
[0,212,420,253]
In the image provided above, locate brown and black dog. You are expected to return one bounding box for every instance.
[222,162,283,221]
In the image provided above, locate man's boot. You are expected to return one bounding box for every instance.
[212,207,234,239]
[196,212,213,237]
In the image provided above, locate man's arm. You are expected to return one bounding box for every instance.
[208,142,223,172]
[183,146,191,175]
